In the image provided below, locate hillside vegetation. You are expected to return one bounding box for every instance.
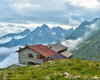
[73,29,100,61]
[0,59,100,80]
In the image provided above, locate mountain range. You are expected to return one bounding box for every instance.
[0,18,100,47]
[0,24,74,47]
[0,23,87,47]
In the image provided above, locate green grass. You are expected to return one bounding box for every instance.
[0,59,100,80]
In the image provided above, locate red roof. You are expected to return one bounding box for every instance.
[18,44,56,57]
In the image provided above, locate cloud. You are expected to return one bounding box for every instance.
[0,52,18,68]
[67,0,100,9]
[62,38,83,51]
[0,47,18,61]
[0,47,19,68]
[12,2,41,14]
[0,0,100,27]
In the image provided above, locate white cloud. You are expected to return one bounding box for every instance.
[0,22,41,36]
[0,53,18,68]
[68,0,100,9]
[67,16,81,26]
[12,2,41,13]
[45,24,77,29]
[0,0,100,27]
[0,47,21,68]
[62,38,83,51]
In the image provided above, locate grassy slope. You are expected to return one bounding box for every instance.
[73,29,100,61]
[0,59,100,80]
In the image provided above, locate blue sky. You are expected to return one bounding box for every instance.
[0,0,100,28]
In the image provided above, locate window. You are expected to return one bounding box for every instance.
[37,55,44,59]
[28,54,34,58]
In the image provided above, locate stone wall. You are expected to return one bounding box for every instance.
[19,48,43,65]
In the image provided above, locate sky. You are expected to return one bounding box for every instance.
[0,0,100,28]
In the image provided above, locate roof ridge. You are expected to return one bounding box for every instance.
[35,44,56,55]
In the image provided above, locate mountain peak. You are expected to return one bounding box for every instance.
[23,29,31,33]
[41,24,49,29]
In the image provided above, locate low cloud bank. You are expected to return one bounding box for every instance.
[0,53,18,68]
[0,47,19,68]
[62,38,83,51]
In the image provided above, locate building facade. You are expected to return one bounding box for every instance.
[17,43,72,65]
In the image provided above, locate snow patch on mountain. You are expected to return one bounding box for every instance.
[0,37,12,44]
[0,35,27,44]
[14,35,26,39]
[52,32,56,35]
